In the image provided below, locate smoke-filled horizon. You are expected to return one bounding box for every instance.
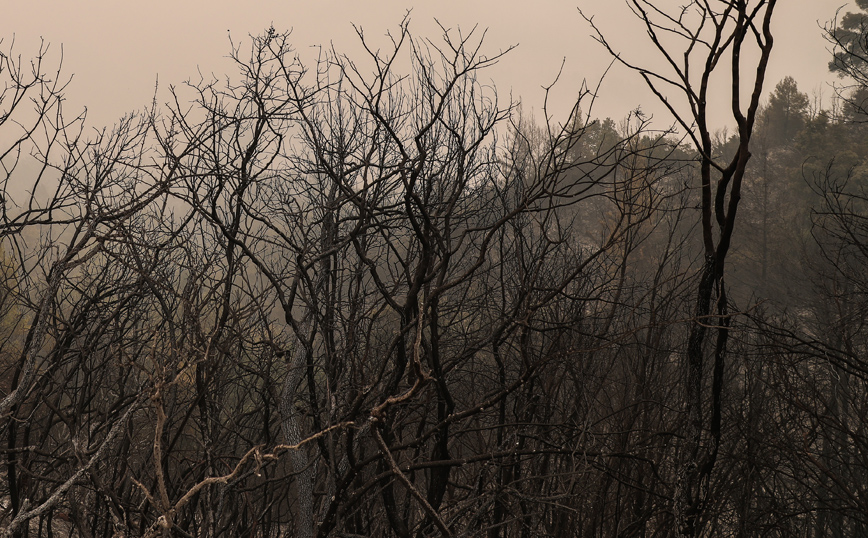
[2,0,849,132]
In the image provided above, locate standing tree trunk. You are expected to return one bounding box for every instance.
[583,2,778,535]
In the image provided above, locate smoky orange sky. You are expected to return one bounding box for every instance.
[2,1,852,132]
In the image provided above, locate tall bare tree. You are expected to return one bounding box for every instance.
[583,1,778,535]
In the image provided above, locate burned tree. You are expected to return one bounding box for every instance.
[583,1,778,535]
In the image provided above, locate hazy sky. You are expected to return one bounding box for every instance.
[1,1,853,132]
